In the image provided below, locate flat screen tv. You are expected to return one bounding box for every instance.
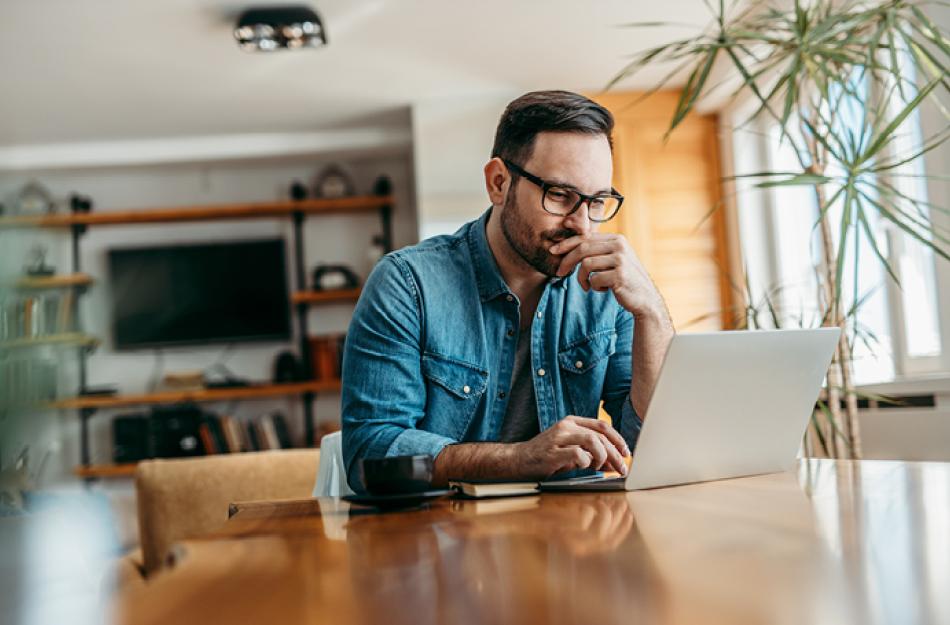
[109,239,291,349]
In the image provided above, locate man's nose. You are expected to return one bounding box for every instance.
[562,201,593,236]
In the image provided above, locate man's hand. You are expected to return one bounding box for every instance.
[550,233,668,321]
[515,415,629,479]
[551,232,674,419]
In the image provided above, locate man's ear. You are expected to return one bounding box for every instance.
[484,157,510,206]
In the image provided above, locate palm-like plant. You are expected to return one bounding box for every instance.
[609,0,949,458]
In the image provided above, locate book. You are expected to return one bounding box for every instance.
[245,420,261,451]
[202,415,229,454]
[220,415,242,452]
[258,414,280,450]
[449,479,540,499]
[57,291,74,333]
[271,412,294,449]
[199,422,218,454]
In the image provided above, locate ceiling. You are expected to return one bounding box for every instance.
[0,0,717,148]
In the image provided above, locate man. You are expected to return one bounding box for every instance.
[342,90,674,492]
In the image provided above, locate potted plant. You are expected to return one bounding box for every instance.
[609,0,949,458]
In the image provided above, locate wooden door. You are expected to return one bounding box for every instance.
[589,91,735,331]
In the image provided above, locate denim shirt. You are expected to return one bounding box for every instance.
[341,208,642,492]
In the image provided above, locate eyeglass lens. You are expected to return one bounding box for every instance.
[543,187,620,222]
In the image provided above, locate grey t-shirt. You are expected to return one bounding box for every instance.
[498,327,541,442]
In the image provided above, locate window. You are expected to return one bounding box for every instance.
[725,71,945,385]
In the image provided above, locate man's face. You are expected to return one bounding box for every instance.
[500,132,613,277]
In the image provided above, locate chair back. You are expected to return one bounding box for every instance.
[136,449,319,575]
[312,431,354,497]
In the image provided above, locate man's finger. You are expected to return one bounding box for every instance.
[549,234,592,256]
[577,255,616,291]
[581,430,625,474]
[554,240,616,277]
[598,433,628,475]
[589,268,620,293]
[579,431,609,470]
[562,424,625,475]
[559,426,608,470]
[557,446,593,472]
[570,416,630,456]
[550,233,616,254]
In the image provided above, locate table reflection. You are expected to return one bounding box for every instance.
[343,493,666,625]
[802,459,950,625]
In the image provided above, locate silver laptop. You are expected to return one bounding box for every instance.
[540,328,840,492]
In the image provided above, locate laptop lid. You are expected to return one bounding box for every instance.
[625,328,840,490]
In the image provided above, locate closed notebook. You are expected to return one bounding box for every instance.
[449,479,539,499]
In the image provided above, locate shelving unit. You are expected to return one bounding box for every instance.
[21,191,392,480]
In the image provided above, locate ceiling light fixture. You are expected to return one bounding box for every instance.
[234,5,327,52]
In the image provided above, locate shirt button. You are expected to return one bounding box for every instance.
[506,328,514,337]
[575,360,584,369]
[463,385,471,394]
[536,310,543,318]
[506,295,514,302]
[537,368,546,377]
[498,391,506,399]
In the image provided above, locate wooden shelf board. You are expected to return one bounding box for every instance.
[292,288,362,305]
[0,214,50,228]
[0,196,393,229]
[15,273,94,289]
[74,463,138,479]
[0,333,99,350]
[52,379,342,410]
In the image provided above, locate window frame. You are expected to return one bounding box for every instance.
[718,87,949,383]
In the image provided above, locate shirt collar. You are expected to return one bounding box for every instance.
[467,207,569,303]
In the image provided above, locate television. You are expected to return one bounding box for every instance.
[109,239,291,349]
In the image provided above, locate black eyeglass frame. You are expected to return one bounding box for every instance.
[501,158,624,223]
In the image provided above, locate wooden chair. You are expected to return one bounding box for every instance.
[312,431,354,497]
[134,449,320,576]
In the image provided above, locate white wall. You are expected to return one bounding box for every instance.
[0,148,417,487]
[411,93,518,238]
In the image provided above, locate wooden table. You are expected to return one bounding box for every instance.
[119,459,950,625]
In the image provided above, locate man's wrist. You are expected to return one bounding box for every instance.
[506,441,525,476]
[633,301,672,327]
[432,443,459,486]
[432,441,525,485]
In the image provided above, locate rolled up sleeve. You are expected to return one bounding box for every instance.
[341,255,456,492]
[600,307,643,450]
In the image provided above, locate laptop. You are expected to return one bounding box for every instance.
[539,328,840,492]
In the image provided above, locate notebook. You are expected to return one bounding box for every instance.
[449,479,539,499]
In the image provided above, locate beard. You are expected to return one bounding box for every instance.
[499,182,578,278]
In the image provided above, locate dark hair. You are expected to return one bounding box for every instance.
[490,90,614,167]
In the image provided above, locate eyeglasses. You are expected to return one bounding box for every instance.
[502,159,624,223]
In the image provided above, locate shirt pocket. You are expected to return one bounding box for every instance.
[421,352,489,440]
[557,330,617,417]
